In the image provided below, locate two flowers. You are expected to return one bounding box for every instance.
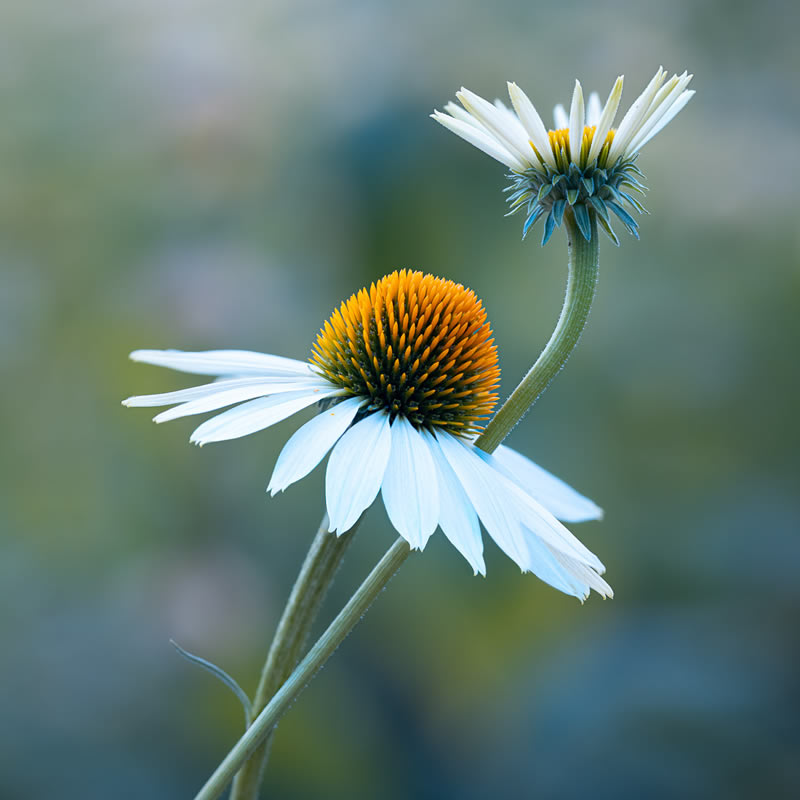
[125,68,693,601]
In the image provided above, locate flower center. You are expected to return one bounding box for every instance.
[533,125,616,171]
[311,270,500,436]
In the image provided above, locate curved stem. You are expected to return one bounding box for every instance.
[476,211,599,453]
[229,515,357,800]
[196,211,602,800]
[195,538,412,800]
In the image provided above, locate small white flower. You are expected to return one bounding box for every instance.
[124,270,611,600]
[433,67,694,244]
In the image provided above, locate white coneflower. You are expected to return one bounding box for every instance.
[432,67,694,244]
[124,270,610,600]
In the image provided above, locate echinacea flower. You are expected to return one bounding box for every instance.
[124,270,611,599]
[432,67,694,244]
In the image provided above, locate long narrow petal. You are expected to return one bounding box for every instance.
[123,376,308,408]
[456,88,535,166]
[472,448,606,570]
[268,396,364,494]
[627,72,692,152]
[436,433,531,570]
[542,542,613,598]
[519,527,593,598]
[586,91,602,126]
[425,431,485,575]
[587,76,624,164]
[493,444,603,522]
[432,110,526,171]
[130,349,314,377]
[606,67,666,163]
[629,87,694,154]
[326,411,392,534]
[507,82,556,169]
[381,419,440,550]
[568,80,585,165]
[552,103,569,130]
[443,101,488,130]
[153,379,334,423]
[189,388,341,445]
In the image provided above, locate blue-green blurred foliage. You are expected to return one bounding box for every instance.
[1,0,798,798]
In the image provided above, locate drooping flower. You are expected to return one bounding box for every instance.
[124,270,611,600]
[432,67,694,244]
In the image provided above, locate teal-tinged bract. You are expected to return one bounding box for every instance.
[432,67,694,246]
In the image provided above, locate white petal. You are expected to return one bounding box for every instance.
[586,76,624,164]
[443,101,488,130]
[553,103,569,130]
[123,376,308,408]
[586,91,602,126]
[520,528,593,598]
[189,388,341,445]
[507,82,556,170]
[568,80,585,165]
[629,85,694,154]
[627,72,692,152]
[129,349,314,377]
[606,67,666,164]
[471,447,606,571]
[543,543,613,598]
[424,431,485,575]
[493,444,603,522]
[456,88,535,166]
[268,396,364,494]
[432,110,526,171]
[326,411,392,534]
[436,432,531,570]
[152,379,334,423]
[381,419,440,550]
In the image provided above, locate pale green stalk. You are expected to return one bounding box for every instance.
[196,210,601,800]
[229,515,356,800]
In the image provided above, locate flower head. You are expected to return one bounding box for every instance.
[432,67,694,245]
[124,270,611,600]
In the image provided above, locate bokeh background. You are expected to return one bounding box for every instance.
[2,0,798,798]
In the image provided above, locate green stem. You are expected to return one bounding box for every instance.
[196,211,602,800]
[229,515,356,800]
[476,211,599,453]
[194,538,412,800]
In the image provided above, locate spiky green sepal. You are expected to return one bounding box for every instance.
[505,155,648,246]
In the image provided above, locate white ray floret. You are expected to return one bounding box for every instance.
[125,341,610,600]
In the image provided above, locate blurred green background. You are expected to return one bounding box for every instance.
[1,0,798,798]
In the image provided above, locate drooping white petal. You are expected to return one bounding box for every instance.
[520,527,593,598]
[586,75,624,164]
[129,349,314,377]
[424,431,485,575]
[629,89,694,153]
[268,396,364,494]
[456,87,536,166]
[542,542,613,598]
[492,444,603,522]
[568,80,585,165]
[152,378,335,423]
[381,418,440,550]
[123,376,309,408]
[436,432,531,571]
[432,110,526,171]
[606,67,666,164]
[507,81,556,170]
[470,446,606,571]
[553,103,569,130]
[189,388,342,445]
[326,411,392,534]
[586,91,602,126]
